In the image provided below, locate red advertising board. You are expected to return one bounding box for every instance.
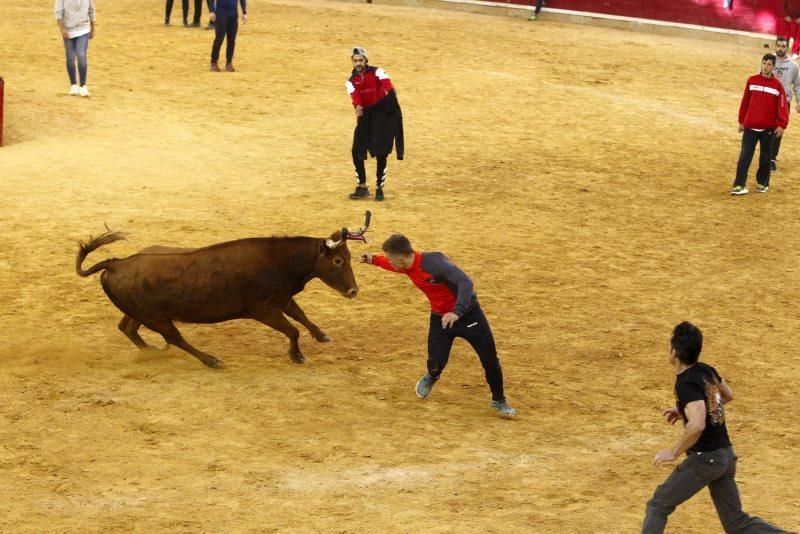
[497,0,781,34]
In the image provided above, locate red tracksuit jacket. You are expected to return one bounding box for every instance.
[738,74,789,130]
[346,66,395,108]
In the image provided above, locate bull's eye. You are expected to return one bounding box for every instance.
[333,257,344,267]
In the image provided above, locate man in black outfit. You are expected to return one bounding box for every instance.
[642,322,791,534]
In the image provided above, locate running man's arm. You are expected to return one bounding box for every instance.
[654,400,706,465]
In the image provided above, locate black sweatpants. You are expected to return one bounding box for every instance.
[427,305,506,402]
[352,142,387,187]
[734,128,774,188]
[192,0,203,24]
[165,0,189,21]
[211,12,238,63]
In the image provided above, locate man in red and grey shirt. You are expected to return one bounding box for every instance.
[732,54,788,195]
[361,234,516,418]
[345,46,403,202]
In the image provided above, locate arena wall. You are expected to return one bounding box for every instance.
[495,0,781,34]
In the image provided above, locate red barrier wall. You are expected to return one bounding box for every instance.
[0,77,4,147]
[498,0,782,34]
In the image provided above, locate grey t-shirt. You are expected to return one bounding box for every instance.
[773,56,800,105]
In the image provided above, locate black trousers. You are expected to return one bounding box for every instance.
[352,136,387,187]
[192,0,202,24]
[211,13,238,63]
[427,305,506,402]
[771,133,783,161]
[734,128,774,188]
[165,0,188,21]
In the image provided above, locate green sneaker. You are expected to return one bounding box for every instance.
[731,186,748,195]
[756,184,769,193]
[528,14,537,21]
[491,400,517,418]
[415,373,437,399]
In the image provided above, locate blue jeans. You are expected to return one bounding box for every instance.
[63,33,89,86]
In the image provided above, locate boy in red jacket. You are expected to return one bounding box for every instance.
[732,54,788,195]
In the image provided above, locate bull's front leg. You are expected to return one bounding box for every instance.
[253,308,305,363]
[284,298,331,343]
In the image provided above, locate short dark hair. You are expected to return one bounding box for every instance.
[777,36,789,45]
[382,234,414,255]
[763,53,777,65]
[671,321,703,365]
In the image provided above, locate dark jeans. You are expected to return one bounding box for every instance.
[534,0,544,14]
[210,12,238,63]
[427,305,505,402]
[192,0,203,24]
[642,447,788,534]
[771,133,783,161]
[351,141,387,187]
[165,0,188,22]
[734,128,774,188]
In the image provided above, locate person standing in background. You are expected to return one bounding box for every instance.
[208,0,247,72]
[54,0,95,97]
[528,0,545,21]
[164,0,188,26]
[770,36,800,172]
[731,54,788,195]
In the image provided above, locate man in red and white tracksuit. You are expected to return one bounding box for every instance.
[732,54,789,195]
[780,0,800,58]
[345,46,404,202]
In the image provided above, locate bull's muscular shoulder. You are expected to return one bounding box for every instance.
[137,245,200,255]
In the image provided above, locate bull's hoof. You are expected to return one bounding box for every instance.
[290,352,306,364]
[204,358,225,369]
[315,334,332,343]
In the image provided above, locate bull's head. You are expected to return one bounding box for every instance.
[317,211,371,299]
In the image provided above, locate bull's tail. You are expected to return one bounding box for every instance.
[76,227,127,277]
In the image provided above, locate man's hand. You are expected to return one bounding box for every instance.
[663,407,681,425]
[209,12,216,22]
[242,14,247,23]
[360,252,372,264]
[441,312,459,329]
[653,449,677,466]
[61,29,69,39]
[738,124,744,133]
[776,126,785,138]
[355,105,363,117]
[786,15,792,22]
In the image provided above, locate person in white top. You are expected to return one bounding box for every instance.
[771,36,800,171]
[54,0,96,97]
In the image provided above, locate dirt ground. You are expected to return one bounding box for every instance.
[1,0,799,532]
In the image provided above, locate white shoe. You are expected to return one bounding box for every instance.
[78,85,90,97]
[69,84,79,96]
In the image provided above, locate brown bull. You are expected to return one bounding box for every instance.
[75,213,371,369]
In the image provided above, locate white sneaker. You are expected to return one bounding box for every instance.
[69,84,79,96]
[78,85,90,97]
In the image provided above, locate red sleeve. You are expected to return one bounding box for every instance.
[371,255,400,272]
[380,78,394,93]
[778,83,789,129]
[738,80,751,125]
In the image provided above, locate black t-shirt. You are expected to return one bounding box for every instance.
[674,362,732,452]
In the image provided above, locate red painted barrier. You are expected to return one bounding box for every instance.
[0,77,4,147]
[496,0,782,34]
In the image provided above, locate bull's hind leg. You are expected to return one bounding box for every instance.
[252,309,305,363]
[118,315,156,350]
[141,319,224,369]
[284,298,331,343]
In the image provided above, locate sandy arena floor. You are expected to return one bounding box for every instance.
[1,0,799,532]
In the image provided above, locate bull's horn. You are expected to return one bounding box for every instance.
[345,210,372,242]
[325,238,343,249]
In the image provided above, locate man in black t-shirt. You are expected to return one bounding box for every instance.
[642,322,791,534]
